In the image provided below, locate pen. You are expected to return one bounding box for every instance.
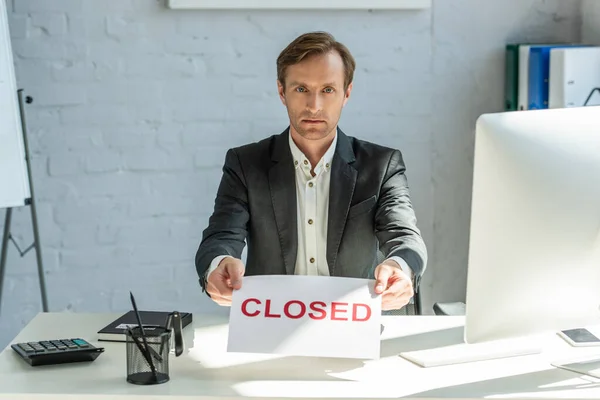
[130,291,158,382]
[126,327,163,363]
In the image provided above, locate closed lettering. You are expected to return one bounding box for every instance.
[240,299,372,321]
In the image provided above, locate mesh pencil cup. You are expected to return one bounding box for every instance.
[125,326,171,385]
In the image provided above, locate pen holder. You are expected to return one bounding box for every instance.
[126,327,171,385]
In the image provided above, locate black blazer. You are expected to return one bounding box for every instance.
[195,127,427,292]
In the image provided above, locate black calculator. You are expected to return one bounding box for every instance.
[11,338,104,366]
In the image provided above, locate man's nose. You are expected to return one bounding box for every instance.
[306,93,323,113]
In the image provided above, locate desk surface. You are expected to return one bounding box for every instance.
[1,312,600,399]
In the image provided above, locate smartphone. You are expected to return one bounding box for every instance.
[558,328,600,347]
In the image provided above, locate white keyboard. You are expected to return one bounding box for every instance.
[399,338,542,367]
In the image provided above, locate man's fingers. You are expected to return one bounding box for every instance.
[207,286,233,306]
[205,257,246,307]
[381,288,413,302]
[212,289,232,300]
[381,292,413,310]
[374,266,392,293]
[207,275,233,298]
[210,293,233,306]
[380,275,413,310]
[225,262,244,289]
[382,278,411,296]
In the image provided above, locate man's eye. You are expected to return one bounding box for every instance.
[296,87,306,92]
[324,88,334,93]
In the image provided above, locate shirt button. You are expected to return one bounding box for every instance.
[308,182,313,188]
[294,160,298,166]
[326,163,330,168]
[304,160,308,165]
[310,258,315,263]
[308,219,313,225]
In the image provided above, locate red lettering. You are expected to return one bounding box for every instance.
[352,303,371,321]
[241,299,371,321]
[309,301,327,320]
[265,299,281,318]
[241,298,260,317]
[331,302,349,321]
[284,300,306,319]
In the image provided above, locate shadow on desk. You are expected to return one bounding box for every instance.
[403,368,600,398]
[182,317,465,383]
[182,317,367,383]
[380,326,465,357]
[180,353,366,382]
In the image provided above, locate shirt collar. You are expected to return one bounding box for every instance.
[289,130,337,175]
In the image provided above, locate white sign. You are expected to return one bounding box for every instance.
[227,275,382,359]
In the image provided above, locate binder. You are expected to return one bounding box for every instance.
[517,44,532,111]
[548,46,600,108]
[517,44,559,111]
[528,44,590,110]
[504,44,519,111]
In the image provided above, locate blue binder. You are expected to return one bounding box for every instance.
[528,44,590,110]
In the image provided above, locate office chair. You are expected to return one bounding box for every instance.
[432,301,465,316]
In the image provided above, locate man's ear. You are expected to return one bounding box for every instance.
[277,80,286,106]
[342,82,353,107]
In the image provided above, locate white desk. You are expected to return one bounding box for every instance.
[1,313,600,399]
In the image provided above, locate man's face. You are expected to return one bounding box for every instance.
[277,51,352,141]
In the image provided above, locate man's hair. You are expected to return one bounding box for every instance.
[276,31,356,91]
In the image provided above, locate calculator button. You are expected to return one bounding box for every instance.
[18,344,34,353]
[61,340,77,349]
[72,339,89,347]
[28,343,44,351]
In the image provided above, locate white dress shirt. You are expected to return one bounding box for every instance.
[206,131,413,279]
[288,129,336,275]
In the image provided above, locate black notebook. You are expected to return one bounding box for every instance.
[97,310,193,342]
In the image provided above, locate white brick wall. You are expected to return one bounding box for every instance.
[583,0,600,43]
[0,0,583,347]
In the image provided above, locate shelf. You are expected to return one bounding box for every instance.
[167,0,431,10]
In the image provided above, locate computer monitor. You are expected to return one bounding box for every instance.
[464,105,600,344]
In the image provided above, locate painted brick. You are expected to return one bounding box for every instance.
[30,13,67,37]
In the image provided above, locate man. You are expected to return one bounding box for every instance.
[195,31,427,311]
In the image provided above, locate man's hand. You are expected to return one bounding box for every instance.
[374,260,414,311]
[206,257,245,306]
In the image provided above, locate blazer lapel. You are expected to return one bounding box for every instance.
[268,129,297,275]
[327,129,357,276]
